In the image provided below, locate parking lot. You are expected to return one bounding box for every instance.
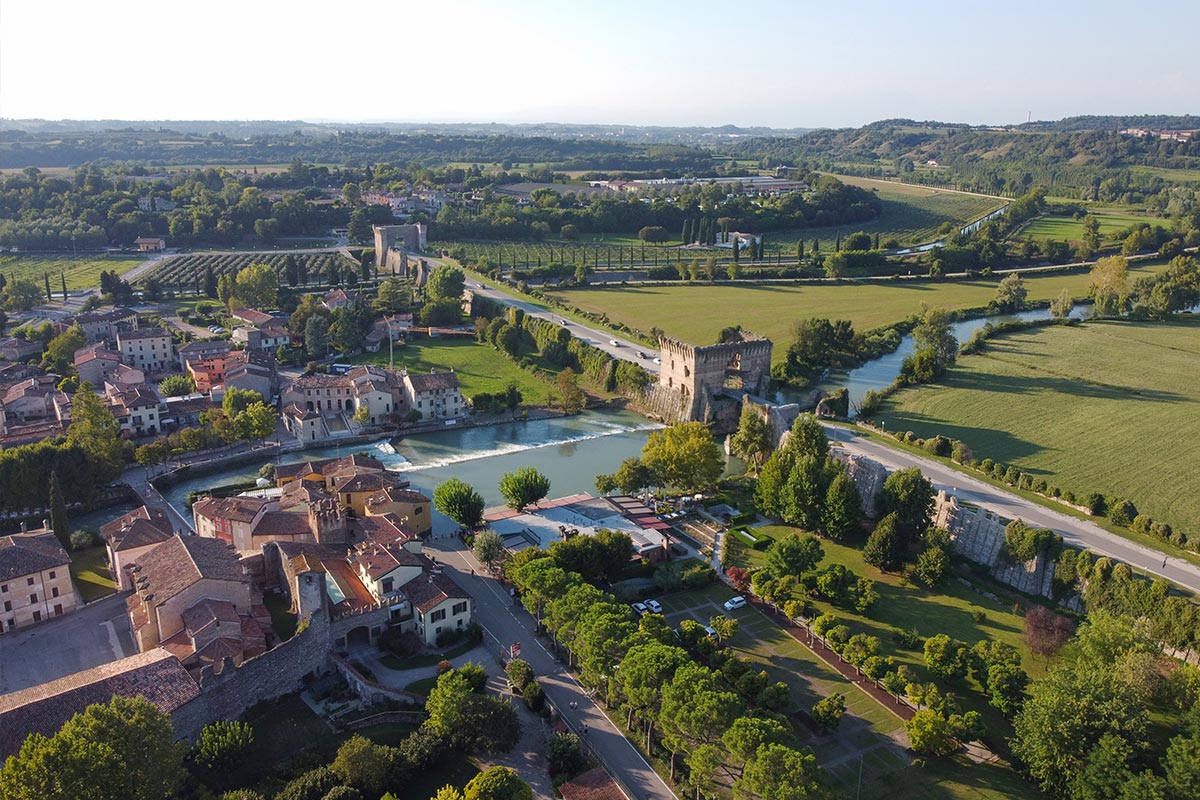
[0,593,135,696]
[652,583,912,794]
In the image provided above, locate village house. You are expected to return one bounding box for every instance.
[364,314,413,353]
[0,337,42,363]
[192,480,350,556]
[74,344,124,386]
[177,339,231,371]
[231,319,290,353]
[133,236,167,252]
[116,327,173,372]
[0,527,77,634]
[187,356,227,394]
[101,363,147,393]
[230,307,276,327]
[106,384,166,437]
[223,349,277,398]
[125,535,270,672]
[0,375,65,424]
[75,308,138,343]
[404,370,465,421]
[280,365,418,442]
[364,486,433,537]
[321,288,361,311]
[100,506,176,591]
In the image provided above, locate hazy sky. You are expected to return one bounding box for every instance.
[2,0,1197,128]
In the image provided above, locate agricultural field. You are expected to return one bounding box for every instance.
[0,254,142,290]
[445,239,685,271]
[143,251,358,287]
[349,336,552,402]
[541,258,1173,355]
[766,177,1008,253]
[1020,208,1168,241]
[880,317,1200,533]
[1130,165,1200,184]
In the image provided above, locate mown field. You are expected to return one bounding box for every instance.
[1021,208,1167,241]
[880,317,1200,533]
[0,254,143,290]
[349,336,552,402]
[766,177,1008,252]
[143,251,358,286]
[541,259,1173,357]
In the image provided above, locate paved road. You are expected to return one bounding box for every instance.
[424,535,678,800]
[464,277,660,374]
[825,425,1200,595]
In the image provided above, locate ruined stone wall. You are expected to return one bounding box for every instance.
[830,449,888,518]
[655,335,773,423]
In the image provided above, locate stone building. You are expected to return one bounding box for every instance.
[373,223,427,268]
[100,506,176,591]
[116,327,173,372]
[0,528,76,634]
[645,332,772,432]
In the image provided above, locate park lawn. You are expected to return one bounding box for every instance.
[880,317,1200,535]
[0,254,143,291]
[350,336,553,404]
[541,259,1172,359]
[1021,208,1165,241]
[68,546,116,601]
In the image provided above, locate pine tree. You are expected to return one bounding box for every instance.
[49,470,69,549]
[864,513,902,571]
[822,470,862,540]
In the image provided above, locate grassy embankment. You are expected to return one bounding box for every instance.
[541,258,1173,363]
[879,317,1200,536]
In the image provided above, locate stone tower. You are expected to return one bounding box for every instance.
[373,224,427,270]
[654,332,772,423]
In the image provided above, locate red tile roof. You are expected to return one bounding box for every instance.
[0,530,70,581]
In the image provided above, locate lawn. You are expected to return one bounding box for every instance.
[541,259,1172,358]
[1020,208,1166,241]
[765,177,1007,253]
[0,254,143,291]
[350,336,553,403]
[68,545,116,601]
[880,317,1200,534]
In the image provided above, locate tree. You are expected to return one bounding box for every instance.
[787,413,830,462]
[821,470,861,541]
[911,306,958,371]
[473,529,505,569]
[463,767,533,800]
[426,265,465,303]
[2,278,43,311]
[1164,731,1200,799]
[722,717,790,774]
[374,279,410,313]
[987,661,1029,717]
[863,513,902,571]
[44,325,85,374]
[879,468,935,550]
[764,533,824,577]
[613,457,654,495]
[1081,215,1102,258]
[1090,255,1131,316]
[283,255,299,288]
[65,382,123,481]
[1049,288,1074,319]
[905,709,956,756]
[554,368,585,414]
[233,263,279,310]
[923,634,972,681]
[237,401,278,444]
[992,273,1028,312]
[346,207,372,243]
[730,406,772,474]
[48,471,69,549]
[499,466,550,511]
[1023,605,1075,660]
[811,693,846,730]
[223,387,264,417]
[193,720,254,771]
[433,477,485,528]
[709,615,739,645]
[424,671,521,754]
[641,422,723,492]
[329,734,395,798]
[0,695,186,800]
[733,743,824,800]
[911,543,949,587]
[158,374,195,397]
[305,314,330,358]
[638,226,669,245]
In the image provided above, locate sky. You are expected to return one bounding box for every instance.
[2,0,1198,129]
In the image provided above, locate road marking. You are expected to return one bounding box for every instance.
[100,619,125,659]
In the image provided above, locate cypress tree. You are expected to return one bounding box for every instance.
[681,219,691,244]
[49,470,69,549]
[835,232,842,252]
[798,240,804,260]
[60,273,67,300]
[44,272,52,301]
[874,232,881,250]
[813,239,820,255]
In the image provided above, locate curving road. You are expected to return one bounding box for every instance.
[825,425,1200,595]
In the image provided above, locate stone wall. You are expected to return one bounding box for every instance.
[934,492,1058,599]
[654,335,772,422]
[830,449,888,518]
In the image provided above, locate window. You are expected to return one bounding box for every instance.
[48,571,55,579]
[430,609,446,623]
[415,506,424,515]
[1,584,7,593]
[54,604,63,616]
[381,578,393,593]
[29,594,36,604]
[3,601,10,612]
[51,587,59,598]
[26,578,33,586]
[452,601,467,615]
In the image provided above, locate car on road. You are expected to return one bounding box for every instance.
[609,339,620,347]
[723,596,747,611]
[644,599,663,614]
[635,351,645,359]
[652,357,662,364]
[560,318,569,325]
[631,602,648,617]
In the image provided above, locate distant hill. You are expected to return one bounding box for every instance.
[1017,115,1200,132]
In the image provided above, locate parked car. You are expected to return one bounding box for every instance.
[560,318,569,325]
[631,602,648,617]
[723,596,747,611]
[704,625,719,639]
[645,599,663,614]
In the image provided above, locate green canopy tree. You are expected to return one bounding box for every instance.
[821,469,861,540]
[641,422,723,492]
[733,742,825,799]
[433,477,485,528]
[731,405,773,475]
[65,382,123,481]
[463,767,533,800]
[498,466,550,511]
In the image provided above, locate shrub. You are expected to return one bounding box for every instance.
[1107,497,1138,527]
[523,680,545,712]
[893,626,923,650]
[69,528,100,551]
[1083,492,1106,515]
[546,732,585,777]
[505,659,534,691]
[951,440,973,465]
[978,458,994,473]
[193,720,254,771]
[436,660,454,675]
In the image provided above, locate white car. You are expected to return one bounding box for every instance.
[652,357,662,365]
[704,625,719,639]
[644,599,663,614]
[723,596,747,611]
[631,602,648,617]
[609,339,620,347]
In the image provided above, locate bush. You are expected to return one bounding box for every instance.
[1083,492,1106,515]
[69,528,100,551]
[1107,497,1138,527]
[193,720,254,771]
[546,732,585,777]
[523,679,545,712]
[436,660,454,675]
[505,658,534,691]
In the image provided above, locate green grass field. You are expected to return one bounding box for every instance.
[1021,208,1166,241]
[68,546,116,601]
[880,317,1200,533]
[0,254,143,291]
[1131,165,1200,184]
[765,177,1007,253]
[541,259,1173,358]
[350,336,552,403]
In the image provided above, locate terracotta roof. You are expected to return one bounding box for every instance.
[100,506,174,551]
[126,535,246,603]
[193,495,267,524]
[275,540,344,575]
[0,530,70,581]
[250,510,310,537]
[74,347,121,366]
[331,471,394,495]
[117,327,170,342]
[406,371,460,393]
[0,650,200,758]
[231,308,274,326]
[558,767,625,800]
[181,598,240,637]
[178,340,231,355]
[75,308,135,325]
[355,514,419,549]
[277,454,385,481]
[279,480,329,507]
[283,402,320,421]
[366,486,427,509]
[403,571,468,613]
